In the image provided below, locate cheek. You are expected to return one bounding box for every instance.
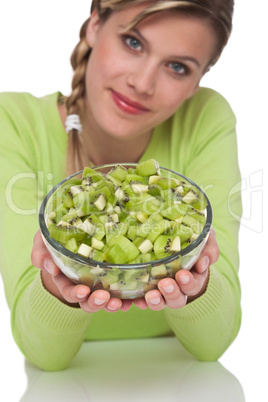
[88,40,128,85]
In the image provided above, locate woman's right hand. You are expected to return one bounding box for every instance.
[31,230,138,313]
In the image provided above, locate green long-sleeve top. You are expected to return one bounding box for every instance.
[0,88,242,371]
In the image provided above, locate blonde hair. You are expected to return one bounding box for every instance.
[65,0,234,175]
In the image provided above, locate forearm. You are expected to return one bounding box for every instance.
[11,271,91,371]
[164,264,241,361]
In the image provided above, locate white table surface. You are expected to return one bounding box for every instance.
[1,271,267,402]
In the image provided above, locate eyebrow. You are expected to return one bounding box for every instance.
[119,25,201,68]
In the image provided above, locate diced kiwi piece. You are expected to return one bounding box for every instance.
[110,280,138,291]
[65,237,78,253]
[82,167,103,183]
[91,237,105,251]
[147,185,162,197]
[64,192,74,208]
[126,193,161,215]
[77,243,93,257]
[123,268,149,283]
[161,203,189,221]
[77,266,95,287]
[107,165,128,182]
[153,235,181,260]
[146,219,173,243]
[136,213,163,238]
[53,203,69,224]
[136,159,160,177]
[186,205,206,225]
[149,176,180,190]
[49,225,86,244]
[151,264,168,279]
[130,182,149,194]
[167,222,193,244]
[124,173,148,184]
[160,187,183,202]
[127,224,138,241]
[61,208,79,223]
[104,235,140,264]
[138,239,153,254]
[181,186,208,210]
[105,221,129,244]
[99,269,119,288]
[182,214,203,234]
[93,193,107,211]
[90,249,105,262]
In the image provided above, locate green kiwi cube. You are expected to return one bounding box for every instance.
[182,214,203,234]
[77,266,95,287]
[136,159,160,177]
[107,165,128,182]
[146,219,173,243]
[138,239,153,254]
[151,264,168,279]
[153,235,176,260]
[49,225,86,244]
[90,249,105,262]
[65,237,78,253]
[82,167,103,183]
[100,269,119,288]
[77,243,93,257]
[167,222,193,243]
[123,268,149,283]
[161,203,189,221]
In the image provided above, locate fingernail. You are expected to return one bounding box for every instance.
[107,305,118,311]
[179,275,190,285]
[200,256,209,272]
[44,259,55,275]
[77,292,88,299]
[162,284,174,294]
[149,297,161,305]
[94,297,107,305]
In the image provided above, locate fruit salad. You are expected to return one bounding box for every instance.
[41,159,212,298]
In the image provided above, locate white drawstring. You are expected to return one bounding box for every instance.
[65,114,83,134]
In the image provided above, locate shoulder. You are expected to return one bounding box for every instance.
[182,87,236,121]
[0,91,59,117]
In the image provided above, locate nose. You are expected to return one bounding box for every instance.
[126,59,157,97]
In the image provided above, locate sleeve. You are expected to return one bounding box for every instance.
[0,94,91,371]
[164,89,242,361]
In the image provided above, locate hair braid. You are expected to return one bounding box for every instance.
[65,18,93,176]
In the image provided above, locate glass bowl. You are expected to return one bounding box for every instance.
[39,163,212,299]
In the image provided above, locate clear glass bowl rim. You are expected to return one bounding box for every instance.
[38,163,213,270]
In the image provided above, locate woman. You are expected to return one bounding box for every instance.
[0,0,242,370]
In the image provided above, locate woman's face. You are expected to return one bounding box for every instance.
[84,5,217,140]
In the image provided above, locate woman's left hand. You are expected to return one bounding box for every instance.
[133,228,219,311]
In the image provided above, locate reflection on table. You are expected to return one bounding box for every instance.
[20,337,245,402]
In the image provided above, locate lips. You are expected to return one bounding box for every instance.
[111,90,150,115]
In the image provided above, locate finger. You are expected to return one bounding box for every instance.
[79,290,111,313]
[157,278,187,309]
[120,299,133,312]
[31,230,60,276]
[145,289,165,311]
[132,297,148,310]
[52,272,91,304]
[103,297,123,313]
[175,268,209,297]
[195,228,219,274]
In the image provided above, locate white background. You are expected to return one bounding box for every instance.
[0,1,267,401]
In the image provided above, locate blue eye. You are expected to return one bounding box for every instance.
[124,36,142,50]
[169,62,187,75]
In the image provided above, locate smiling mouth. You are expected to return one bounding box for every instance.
[111,90,150,115]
